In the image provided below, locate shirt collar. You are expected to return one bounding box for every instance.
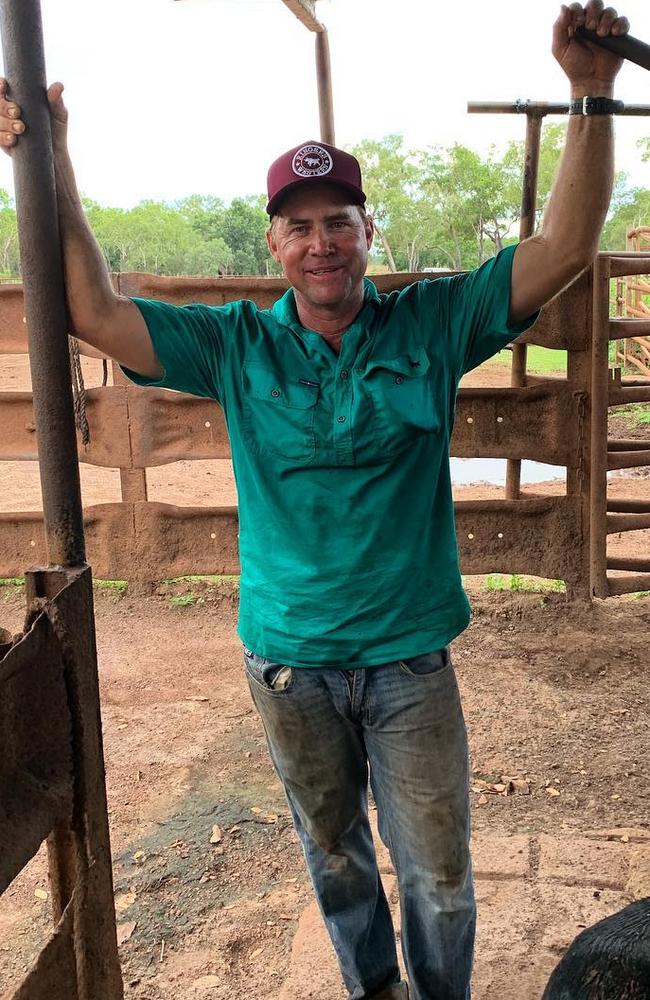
[271,276,381,333]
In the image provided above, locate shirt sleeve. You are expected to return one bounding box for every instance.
[422,244,540,381]
[120,297,227,402]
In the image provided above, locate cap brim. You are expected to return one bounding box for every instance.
[267,178,366,217]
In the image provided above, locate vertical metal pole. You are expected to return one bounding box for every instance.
[505,112,543,499]
[0,0,85,567]
[590,255,611,597]
[315,29,335,144]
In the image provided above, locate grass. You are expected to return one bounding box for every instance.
[93,579,128,597]
[609,401,650,426]
[0,577,24,587]
[485,574,566,594]
[169,593,205,608]
[163,574,240,584]
[493,346,567,374]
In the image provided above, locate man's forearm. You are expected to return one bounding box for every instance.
[53,146,161,376]
[538,83,615,275]
[54,146,120,342]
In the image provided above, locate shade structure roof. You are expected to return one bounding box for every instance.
[279,0,324,32]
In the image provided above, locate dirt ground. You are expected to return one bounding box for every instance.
[1,582,648,999]
[0,354,648,999]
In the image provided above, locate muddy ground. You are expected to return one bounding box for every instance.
[0,354,648,999]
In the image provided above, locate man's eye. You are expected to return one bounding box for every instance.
[293,225,308,235]
[331,221,348,229]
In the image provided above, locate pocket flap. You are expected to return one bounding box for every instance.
[243,363,319,409]
[365,346,430,379]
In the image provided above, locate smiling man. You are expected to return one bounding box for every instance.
[0,3,631,997]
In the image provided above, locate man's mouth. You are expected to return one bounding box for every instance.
[307,265,343,277]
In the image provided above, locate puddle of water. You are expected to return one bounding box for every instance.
[450,457,565,487]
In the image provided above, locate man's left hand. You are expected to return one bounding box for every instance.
[553,1,630,93]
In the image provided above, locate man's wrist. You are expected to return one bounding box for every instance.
[570,81,615,99]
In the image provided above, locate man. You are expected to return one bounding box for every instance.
[0,3,629,997]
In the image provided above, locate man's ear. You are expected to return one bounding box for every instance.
[364,214,375,251]
[266,224,280,263]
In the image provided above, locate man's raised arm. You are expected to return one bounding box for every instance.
[0,79,162,378]
[510,1,629,324]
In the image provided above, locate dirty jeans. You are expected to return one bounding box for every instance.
[243,647,475,1000]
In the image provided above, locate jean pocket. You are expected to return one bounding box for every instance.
[398,647,451,678]
[243,649,293,694]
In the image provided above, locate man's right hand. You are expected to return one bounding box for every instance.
[0,78,68,154]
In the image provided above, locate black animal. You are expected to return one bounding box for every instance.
[543,898,650,999]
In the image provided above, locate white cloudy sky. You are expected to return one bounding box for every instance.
[0,0,649,207]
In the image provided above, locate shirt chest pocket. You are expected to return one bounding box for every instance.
[362,348,441,456]
[242,363,319,463]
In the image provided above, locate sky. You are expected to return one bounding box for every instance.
[0,0,649,208]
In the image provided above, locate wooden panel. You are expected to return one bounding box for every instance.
[128,389,229,465]
[519,268,592,351]
[0,388,130,465]
[0,283,27,354]
[0,382,580,468]
[0,497,582,584]
[456,496,584,583]
[453,383,581,465]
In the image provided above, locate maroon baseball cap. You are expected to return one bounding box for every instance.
[266,140,366,217]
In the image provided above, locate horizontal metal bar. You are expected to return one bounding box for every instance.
[607,556,650,571]
[609,385,650,404]
[607,438,650,452]
[607,449,650,470]
[609,255,650,278]
[610,319,650,340]
[607,573,650,595]
[607,498,650,513]
[467,100,650,116]
[607,512,650,532]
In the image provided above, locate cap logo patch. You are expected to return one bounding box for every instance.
[292,144,333,178]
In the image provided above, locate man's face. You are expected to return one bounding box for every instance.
[266,183,374,314]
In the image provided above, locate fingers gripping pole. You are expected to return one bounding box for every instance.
[575,26,650,72]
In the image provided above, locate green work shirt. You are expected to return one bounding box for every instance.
[124,244,537,667]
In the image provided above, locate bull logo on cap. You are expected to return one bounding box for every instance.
[292,144,334,178]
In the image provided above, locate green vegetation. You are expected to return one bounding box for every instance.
[93,579,128,597]
[0,577,24,586]
[163,574,240,584]
[492,346,567,374]
[485,574,566,594]
[169,593,205,608]
[610,401,650,426]
[0,121,646,280]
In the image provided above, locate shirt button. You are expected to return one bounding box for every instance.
[394,375,404,385]
[271,388,281,398]
[337,415,346,423]
[340,369,349,379]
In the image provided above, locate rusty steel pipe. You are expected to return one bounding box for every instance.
[467,101,650,116]
[505,112,542,500]
[0,0,85,567]
[315,29,335,144]
[590,257,612,598]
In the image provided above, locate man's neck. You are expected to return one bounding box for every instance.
[294,285,365,346]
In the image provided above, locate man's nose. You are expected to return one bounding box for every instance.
[308,226,334,255]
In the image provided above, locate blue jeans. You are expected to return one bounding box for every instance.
[243,647,475,1000]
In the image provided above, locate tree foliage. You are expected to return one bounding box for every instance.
[0,126,648,282]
